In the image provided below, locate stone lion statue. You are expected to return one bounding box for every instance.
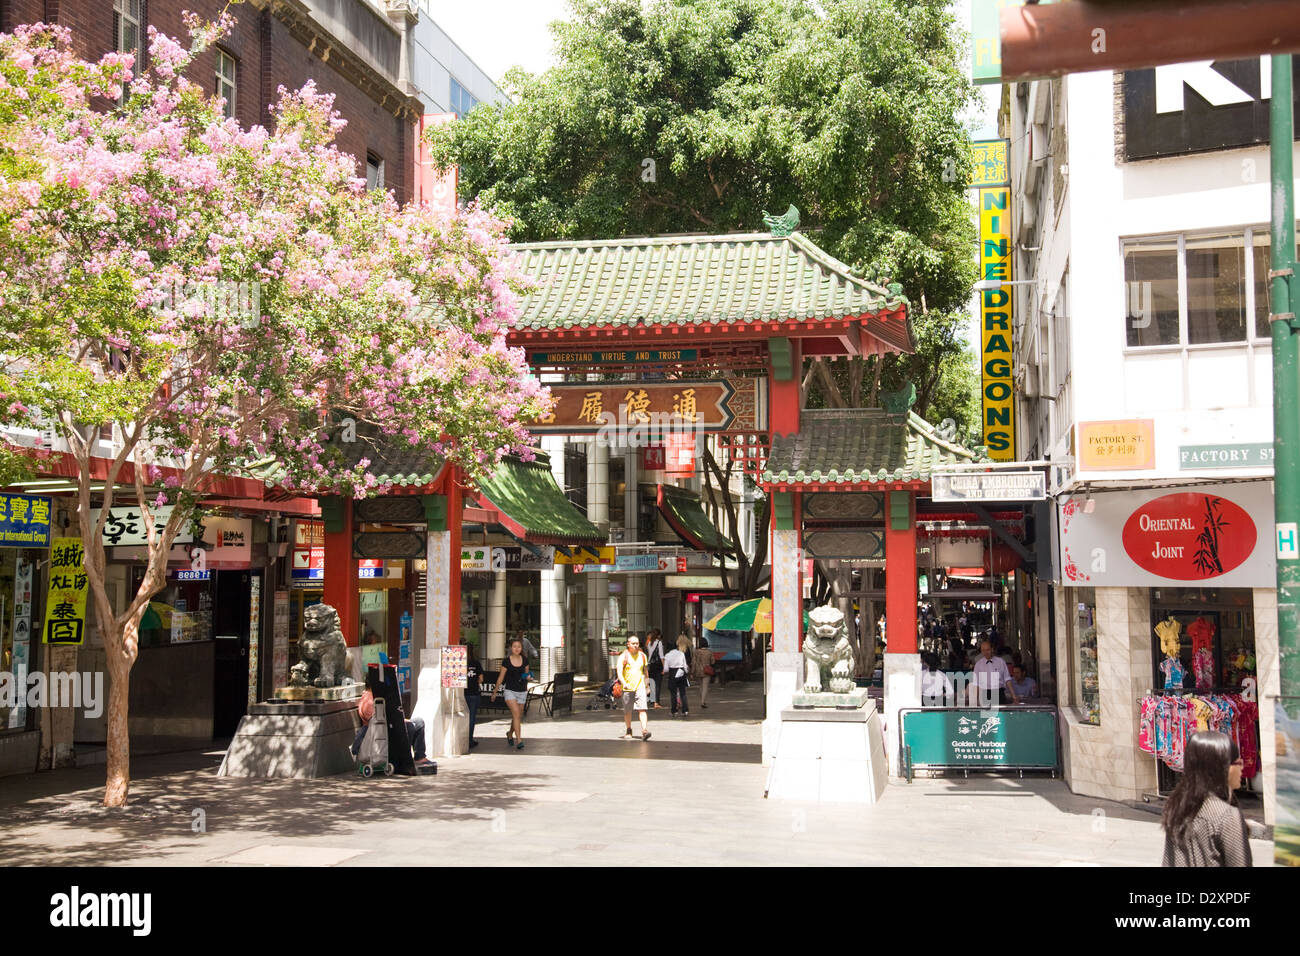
[289,603,351,688]
[803,605,855,694]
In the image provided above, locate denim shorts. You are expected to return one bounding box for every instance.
[503,689,528,705]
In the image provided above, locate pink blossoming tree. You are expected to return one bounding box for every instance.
[0,18,550,806]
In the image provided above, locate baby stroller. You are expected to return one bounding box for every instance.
[357,696,395,777]
[586,677,620,710]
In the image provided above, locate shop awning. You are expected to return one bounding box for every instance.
[473,453,605,547]
[657,483,734,554]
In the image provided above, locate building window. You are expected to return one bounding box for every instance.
[1123,226,1287,348]
[215,49,237,120]
[113,0,143,100]
[366,154,385,192]
[1069,588,1099,725]
[450,77,478,119]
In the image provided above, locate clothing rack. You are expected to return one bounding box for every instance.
[1136,686,1258,805]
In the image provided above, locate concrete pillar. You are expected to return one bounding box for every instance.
[486,569,507,661]
[587,436,610,679]
[764,491,803,765]
[1253,587,1280,825]
[883,490,919,777]
[539,438,568,680]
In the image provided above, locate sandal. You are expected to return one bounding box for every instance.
[642,731,652,741]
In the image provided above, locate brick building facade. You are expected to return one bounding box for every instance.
[1,0,418,204]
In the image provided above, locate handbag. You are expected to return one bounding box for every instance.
[704,664,715,676]
[611,680,624,699]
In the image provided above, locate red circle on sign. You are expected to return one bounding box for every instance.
[1121,493,1255,579]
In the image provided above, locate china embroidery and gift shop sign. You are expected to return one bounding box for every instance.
[1059,482,1275,586]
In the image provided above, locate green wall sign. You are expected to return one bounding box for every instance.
[1178,442,1273,469]
[901,708,1058,771]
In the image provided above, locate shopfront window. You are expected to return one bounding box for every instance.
[136,571,213,648]
[1070,588,1099,725]
[1150,587,1254,693]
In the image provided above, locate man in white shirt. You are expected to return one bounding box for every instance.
[920,653,954,707]
[973,638,1019,707]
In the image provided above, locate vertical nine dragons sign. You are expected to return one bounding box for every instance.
[973,139,1015,461]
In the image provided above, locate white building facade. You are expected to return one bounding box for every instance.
[1006,61,1290,820]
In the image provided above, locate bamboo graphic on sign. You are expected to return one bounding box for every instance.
[1193,496,1229,576]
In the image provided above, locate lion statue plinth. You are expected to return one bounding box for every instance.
[289,603,352,688]
[803,605,855,695]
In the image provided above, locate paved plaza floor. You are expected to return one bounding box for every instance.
[0,676,1276,867]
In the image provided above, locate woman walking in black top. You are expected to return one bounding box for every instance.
[1162,731,1253,867]
[491,637,531,750]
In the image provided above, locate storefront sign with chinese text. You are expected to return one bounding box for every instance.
[1077,419,1156,470]
[0,494,52,549]
[526,379,766,434]
[95,504,194,547]
[42,537,88,645]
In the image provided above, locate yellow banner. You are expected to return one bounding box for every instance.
[979,182,1015,461]
[43,537,88,645]
[553,546,614,565]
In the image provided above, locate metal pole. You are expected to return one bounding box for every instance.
[1270,53,1300,867]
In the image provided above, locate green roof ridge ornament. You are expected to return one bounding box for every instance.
[762,204,800,237]
[881,382,917,414]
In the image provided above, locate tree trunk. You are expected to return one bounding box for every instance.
[103,639,133,806]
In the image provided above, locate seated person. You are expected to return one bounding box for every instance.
[920,652,955,706]
[352,686,432,768]
[1006,663,1039,701]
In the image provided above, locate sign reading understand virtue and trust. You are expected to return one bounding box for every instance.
[975,138,1015,460]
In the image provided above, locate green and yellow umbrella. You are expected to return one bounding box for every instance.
[704,598,772,633]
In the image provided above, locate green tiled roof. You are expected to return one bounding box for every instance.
[762,409,984,486]
[474,453,605,546]
[657,483,734,554]
[509,232,912,351]
[244,421,445,492]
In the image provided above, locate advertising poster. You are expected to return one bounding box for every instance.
[440,645,467,689]
[272,590,290,690]
[42,537,88,645]
[8,557,33,727]
[398,611,412,696]
[247,575,261,707]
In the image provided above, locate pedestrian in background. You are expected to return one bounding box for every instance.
[616,634,652,741]
[691,632,713,709]
[645,629,665,708]
[464,643,482,749]
[1162,731,1252,867]
[491,637,531,750]
[664,636,690,716]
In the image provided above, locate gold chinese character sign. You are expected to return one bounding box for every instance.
[526,378,767,434]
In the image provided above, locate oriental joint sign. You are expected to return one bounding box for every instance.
[977,155,1015,461]
[526,379,767,435]
[1058,482,1275,587]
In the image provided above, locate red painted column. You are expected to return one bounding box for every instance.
[767,338,802,436]
[884,489,917,654]
[322,497,360,646]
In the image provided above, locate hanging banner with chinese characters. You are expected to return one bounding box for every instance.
[42,537,88,645]
[526,379,767,434]
[0,494,52,549]
[976,139,1015,461]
